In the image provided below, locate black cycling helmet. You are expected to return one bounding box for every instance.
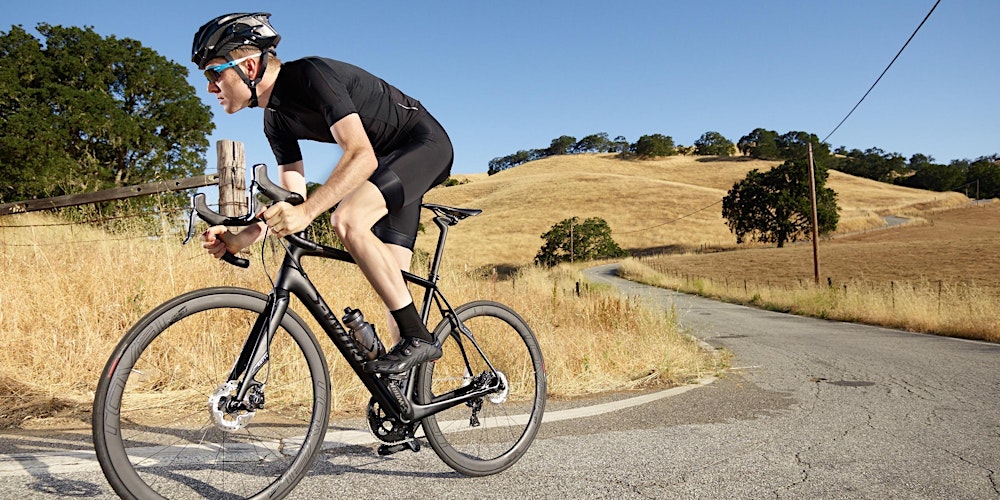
[191,12,280,69]
[192,12,280,108]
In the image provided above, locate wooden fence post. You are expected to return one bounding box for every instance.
[217,140,247,219]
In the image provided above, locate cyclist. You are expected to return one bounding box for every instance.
[192,12,451,374]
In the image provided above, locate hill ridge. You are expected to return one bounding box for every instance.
[421,154,970,268]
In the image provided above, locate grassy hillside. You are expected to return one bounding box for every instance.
[419,154,971,269]
[622,200,1000,342]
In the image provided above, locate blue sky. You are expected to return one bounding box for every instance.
[6,1,997,183]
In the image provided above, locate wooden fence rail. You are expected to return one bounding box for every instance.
[0,140,245,217]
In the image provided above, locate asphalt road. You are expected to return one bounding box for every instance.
[1,263,997,498]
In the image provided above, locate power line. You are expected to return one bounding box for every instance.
[622,2,943,240]
[822,0,942,144]
[620,199,723,234]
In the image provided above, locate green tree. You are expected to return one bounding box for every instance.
[722,159,839,248]
[694,131,735,156]
[488,148,543,175]
[630,134,676,158]
[610,135,630,153]
[546,135,577,156]
[834,147,906,182]
[963,155,1000,199]
[737,128,780,159]
[535,216,627,267]
[572,132,612,153]
[736,129,831,164]
[776,131,830,162]
[898,163,965,192]
[908,153,936,171]
[0,24,213,204]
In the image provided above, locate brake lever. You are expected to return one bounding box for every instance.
[182,195,197,245]
[181,193,253,268]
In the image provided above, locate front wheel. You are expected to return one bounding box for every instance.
[92,287,330,499]
[418,301,546,476]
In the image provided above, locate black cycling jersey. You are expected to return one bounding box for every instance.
[264,57,424,164]
[263,56,453,251]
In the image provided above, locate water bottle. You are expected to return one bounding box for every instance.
[342,307,385,361]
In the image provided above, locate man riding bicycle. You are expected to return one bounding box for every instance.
[192,12,452,374]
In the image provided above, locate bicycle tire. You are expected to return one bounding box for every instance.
[93,287,330,500]
[418,300,546,476]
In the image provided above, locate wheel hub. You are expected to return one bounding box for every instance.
[208,381,257,432]
[489,370,509,404]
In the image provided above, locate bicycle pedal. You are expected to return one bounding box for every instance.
[377,439,421,456]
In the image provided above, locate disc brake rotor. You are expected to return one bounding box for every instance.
[489,370,509,404]
[208,381,257,432]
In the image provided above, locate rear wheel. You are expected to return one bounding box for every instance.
[418,301,546,476]
[92,287,330,499]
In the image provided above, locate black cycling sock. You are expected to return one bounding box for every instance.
[391,302,433,343]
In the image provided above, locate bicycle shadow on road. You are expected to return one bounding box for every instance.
[308,442,463,480]
[0,427,107,497]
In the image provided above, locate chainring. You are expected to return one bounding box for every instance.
[366,398,413,444]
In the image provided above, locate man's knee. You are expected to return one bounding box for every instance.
[330,209,362,242]
[332,183,388,242]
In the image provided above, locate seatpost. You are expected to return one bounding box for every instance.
[427,216,451,284]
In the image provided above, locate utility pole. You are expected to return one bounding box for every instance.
[807,143,820,285]
[569,219,574,263]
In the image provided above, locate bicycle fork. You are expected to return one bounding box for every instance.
[206,290,290,431]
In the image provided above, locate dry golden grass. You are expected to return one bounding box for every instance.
[622,201,1000,342]
[422,153,990,341]
[419,154,970,267]
[0,211,721,428]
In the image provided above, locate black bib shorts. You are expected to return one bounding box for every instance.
[368,110,453,250]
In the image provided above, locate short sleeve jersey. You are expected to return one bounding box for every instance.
[264,57,423,165]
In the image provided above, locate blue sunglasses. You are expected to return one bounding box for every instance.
[203,53,260,83]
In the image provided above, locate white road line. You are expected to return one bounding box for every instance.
[0,377,715,477]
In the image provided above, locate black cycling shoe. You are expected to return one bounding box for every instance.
[365,337,442,374]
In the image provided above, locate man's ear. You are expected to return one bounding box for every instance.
[244,56,262,79]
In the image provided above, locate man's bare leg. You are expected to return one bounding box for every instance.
[332,182,412,310]
[332,182,439,374]
[383,244,414,347]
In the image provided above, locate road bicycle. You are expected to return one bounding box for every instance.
[92,164,547,499]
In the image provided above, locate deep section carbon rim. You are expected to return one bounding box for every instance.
[93,289,329,499]
[419,301,546,476]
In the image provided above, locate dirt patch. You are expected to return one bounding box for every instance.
[643,202,1000,290]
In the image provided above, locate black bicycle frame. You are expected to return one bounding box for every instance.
[223,212,502,424]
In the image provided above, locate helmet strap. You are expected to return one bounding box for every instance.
[231,52,270,109]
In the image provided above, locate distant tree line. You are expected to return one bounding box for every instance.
[488,133,627,174]
[489,126,1000,199]
[738,127,1000,199]
[487,131,737,175]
